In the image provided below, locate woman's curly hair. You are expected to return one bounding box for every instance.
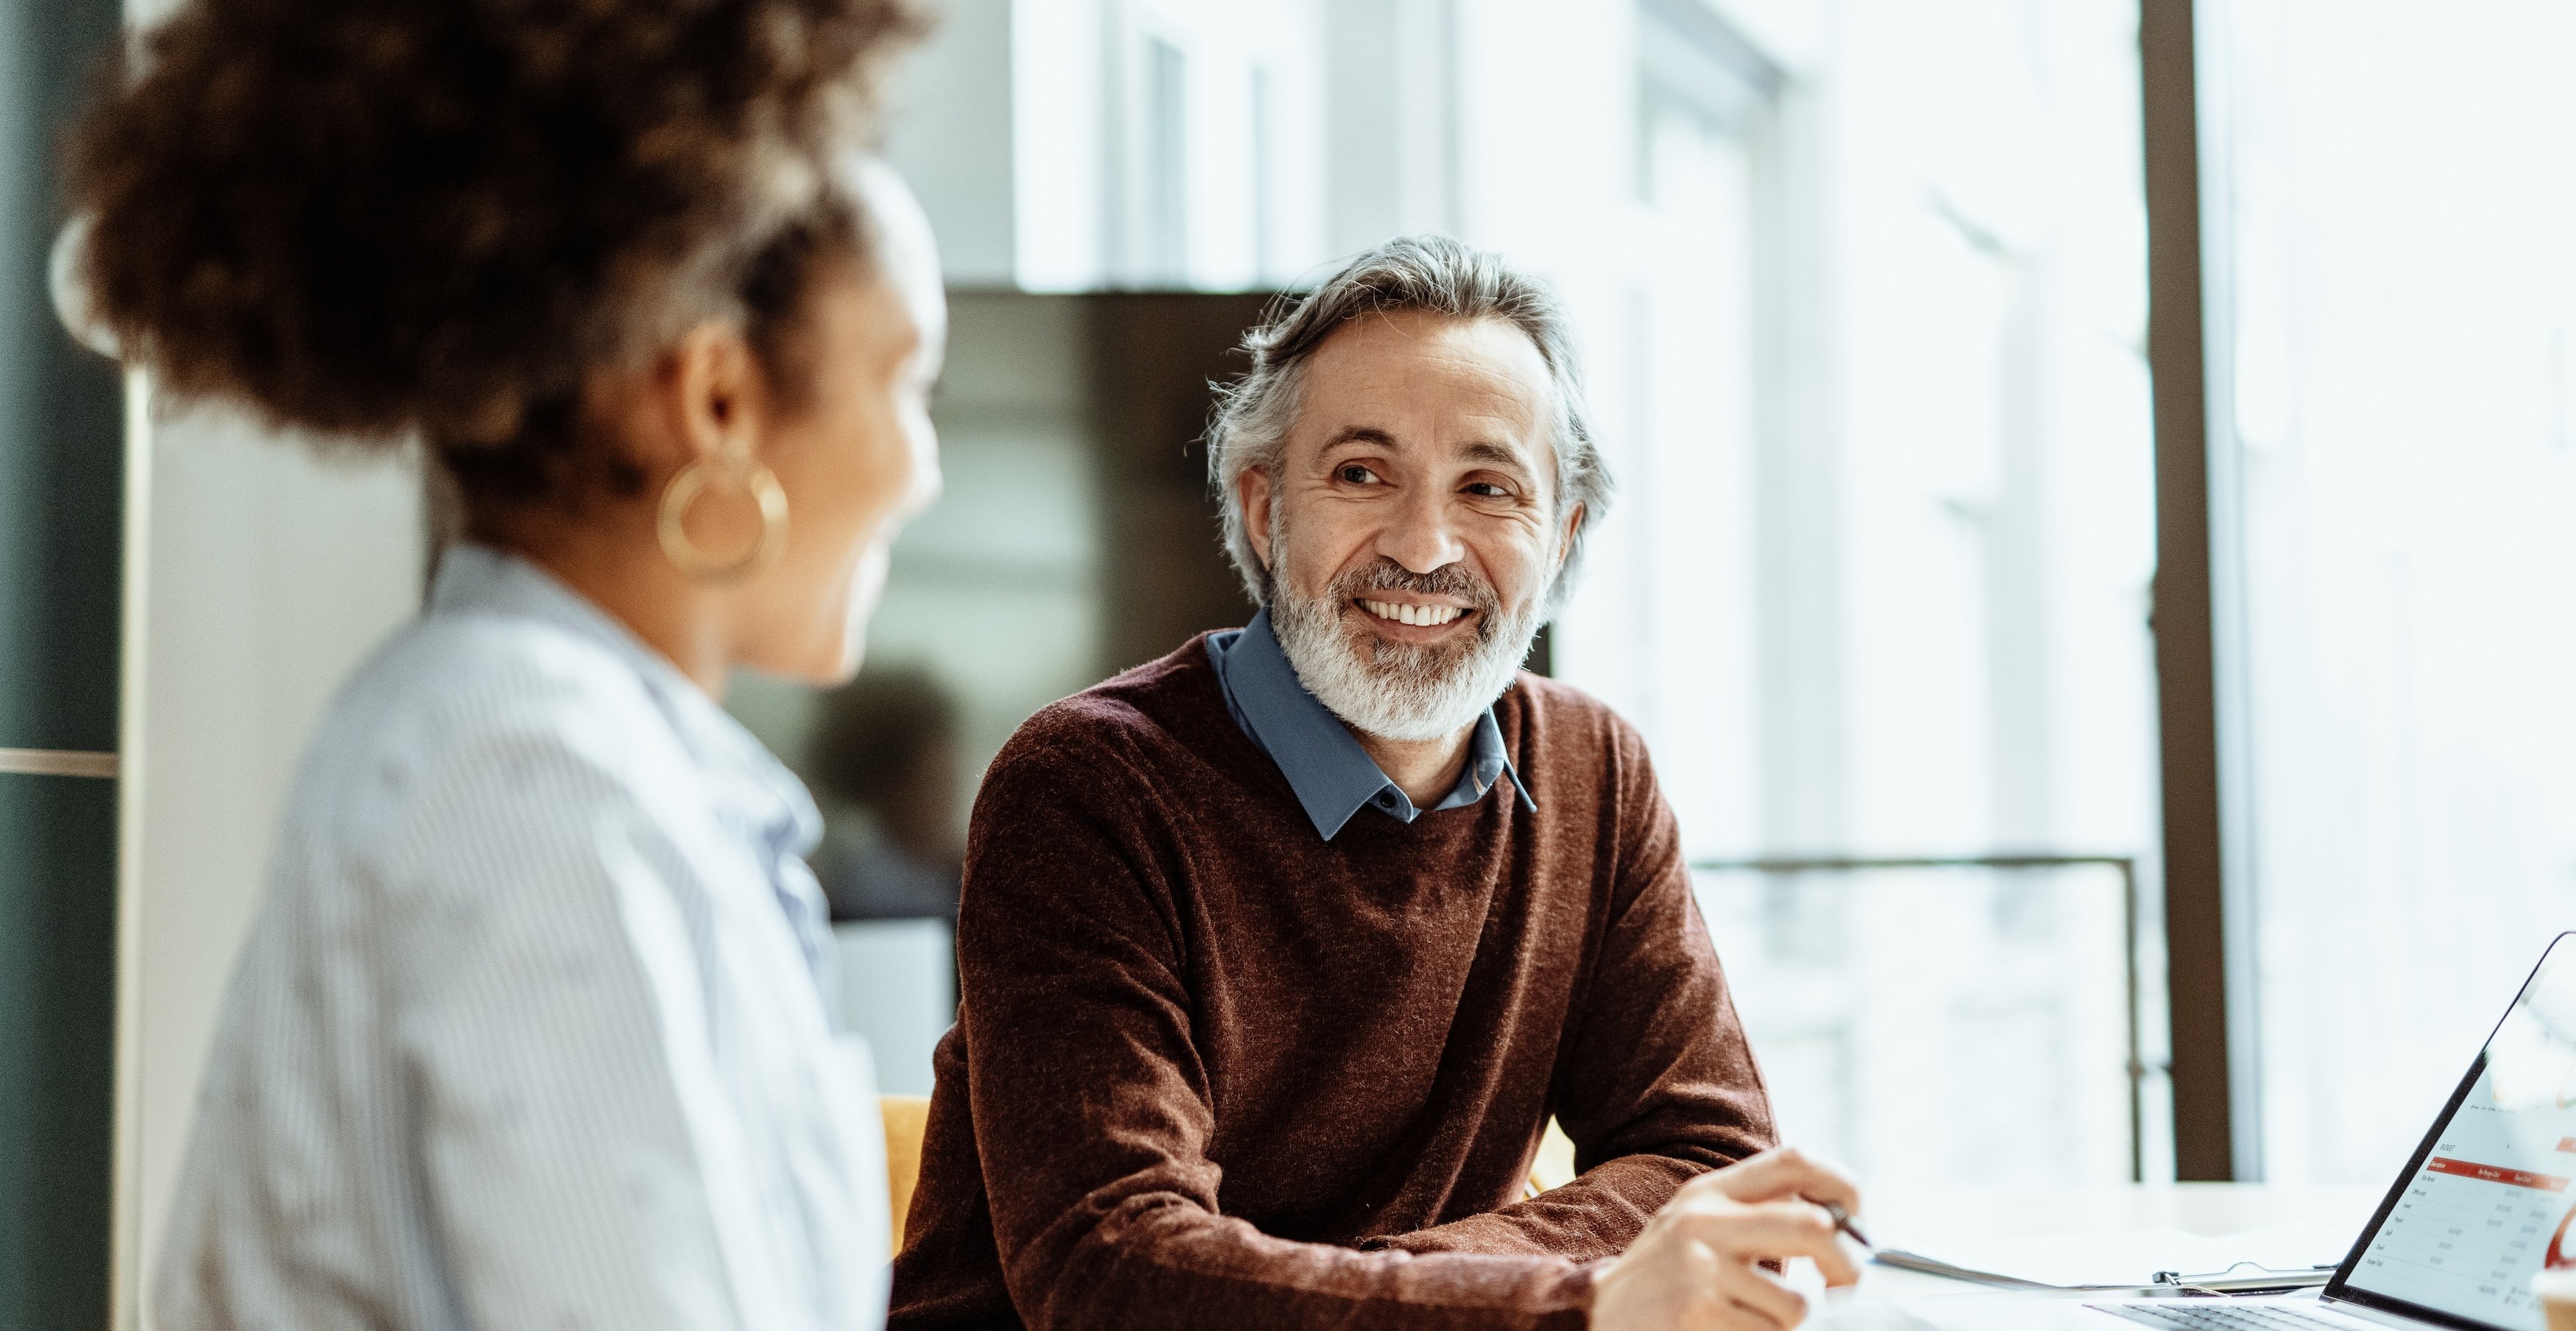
[66,0,922,499]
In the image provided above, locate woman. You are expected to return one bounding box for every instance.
[68,1,937,1327]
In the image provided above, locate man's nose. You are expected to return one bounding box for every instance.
[1376,483,1466,575]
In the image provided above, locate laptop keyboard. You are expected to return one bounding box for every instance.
[2089,1304,2354,1331]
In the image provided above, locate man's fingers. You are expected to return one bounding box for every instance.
[1704,1294,1793,1331]
[1724,1297,1794,1331]
[1811,1229,1863,1288]
[1694,1145,1863,1215]
[1676,1195,1863,1287]
[1671,1199,1845,1267]
[1672,1292,1783,1331]
[1710,1253,1809,1331]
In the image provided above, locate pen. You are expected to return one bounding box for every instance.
[1822,1201,1873,1251]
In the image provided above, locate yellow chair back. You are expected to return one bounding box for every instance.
[881,1094,932,1256]
[1526,1117,1578,1197]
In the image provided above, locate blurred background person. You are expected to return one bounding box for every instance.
[813,666,966,925]
[62,0,942,1327]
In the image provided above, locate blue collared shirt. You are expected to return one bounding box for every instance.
[1206,606,1536,840]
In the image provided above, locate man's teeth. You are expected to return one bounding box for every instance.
[1361,599,1465,627]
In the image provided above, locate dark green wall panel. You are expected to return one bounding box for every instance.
[0,774,114,1329]
[0,0,125,755]
[1,0,130,1327]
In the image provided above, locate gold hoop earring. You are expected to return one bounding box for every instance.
[657,451,788,582]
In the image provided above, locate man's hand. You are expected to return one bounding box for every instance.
[1588,1146,1864,1331]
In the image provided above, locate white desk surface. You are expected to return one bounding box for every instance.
[1852,1183,2384,1300]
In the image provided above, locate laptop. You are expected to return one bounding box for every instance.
[2089,930,2576,1331]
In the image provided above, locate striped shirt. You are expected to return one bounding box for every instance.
[155,544,888,1331]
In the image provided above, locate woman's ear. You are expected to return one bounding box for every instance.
[574,323,759,485]
[665,321,770,463]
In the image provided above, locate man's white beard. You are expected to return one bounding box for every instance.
[1268,536,1549,743]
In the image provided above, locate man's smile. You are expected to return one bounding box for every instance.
[1354,596,1476,638]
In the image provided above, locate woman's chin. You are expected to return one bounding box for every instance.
[845,543,896,640]
[739,584,878,687]
[824,635,868,685]
[829,551,893,679]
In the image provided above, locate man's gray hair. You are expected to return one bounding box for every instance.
[1206,234,1614,612]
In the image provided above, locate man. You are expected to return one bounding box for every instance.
[890,236,1861,1331]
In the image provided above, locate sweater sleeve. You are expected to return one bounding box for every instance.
[1368,720,1777,1261]
[956,730,1598,1331]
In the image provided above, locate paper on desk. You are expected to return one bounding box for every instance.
[1874,1223,2353,1289]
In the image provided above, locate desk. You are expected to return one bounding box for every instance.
[1852,1184,2382,1299]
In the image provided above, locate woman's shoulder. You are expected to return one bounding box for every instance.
[352,610,674,752]
[284,610,696,853]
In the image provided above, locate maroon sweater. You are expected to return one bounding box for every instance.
[887,636,1774,1330]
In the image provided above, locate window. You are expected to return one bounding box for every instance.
[2202,0,2576,1185]
[1554,0,2164,1184]
[1142,36,1189,284]
[1250,65,1276,282]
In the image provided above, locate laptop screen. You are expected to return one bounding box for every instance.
[2332,932,2576,1331]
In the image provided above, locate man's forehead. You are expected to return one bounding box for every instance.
[1308,309,1551,390]
[1297,313,1556,461]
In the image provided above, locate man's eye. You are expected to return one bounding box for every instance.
[1465,481,1510,498]
[1338,465,1380,484]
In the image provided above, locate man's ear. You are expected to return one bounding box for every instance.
[1556,503,1586,568]
[1239,467,1275,573]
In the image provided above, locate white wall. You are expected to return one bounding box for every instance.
[117,407,422,1327]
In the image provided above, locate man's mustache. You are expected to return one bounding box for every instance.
[1326,559,1501,621]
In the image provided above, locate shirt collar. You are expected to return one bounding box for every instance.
[1207,605,1534,841]
[425,544,824,861]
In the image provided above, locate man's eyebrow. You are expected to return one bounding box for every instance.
[1459,439,1535,470]
[1319,426,1397,451]
[1317,430,1535,472]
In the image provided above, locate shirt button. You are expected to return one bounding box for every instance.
[1376,793,1395,807]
